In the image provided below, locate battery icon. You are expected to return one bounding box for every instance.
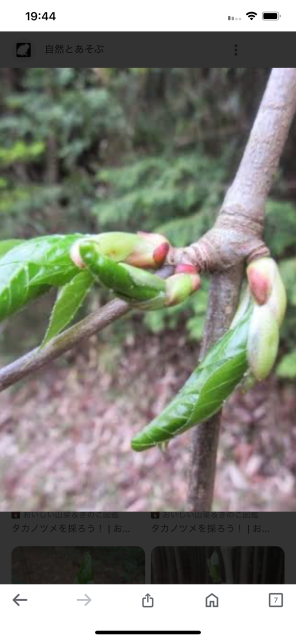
[262,12,280,20]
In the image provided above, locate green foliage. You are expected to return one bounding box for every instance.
[132,305,252,450]
[0,66,296,381]
[264,201,296,256]
[279,259,296,304]
[0,235,82,323]
[73,551,94,584]
[0,141,45,167]
[92,153,226,233]
[133,256,286,450]
[0,68,126,237]
[272,258,296,377]
[276,350,296,379]
[42,270,94,345]
[0,232,198,347]
[207,551,222,583]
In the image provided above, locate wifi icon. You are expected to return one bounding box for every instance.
[246,11,257,20]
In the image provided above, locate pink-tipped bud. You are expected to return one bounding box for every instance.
[175,264,199,275]
[247,257,286,322]
[70,240,86,268]
[127,231,171,268]
[153,242,170,265]
[247,258,277,305]
[247,269,271,305]
[165,272,200,307]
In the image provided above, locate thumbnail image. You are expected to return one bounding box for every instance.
[151,546,284,584]
[11,546,145,584]
[0,68,296,512]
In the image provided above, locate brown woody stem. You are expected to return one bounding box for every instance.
[187,265,243,511]
[168,68,296,273]
[0,299,130,393]
[187,67,296,511]
[1,69,296,518]
[0,265,174,393]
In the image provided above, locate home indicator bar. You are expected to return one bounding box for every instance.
[94,633,202,637]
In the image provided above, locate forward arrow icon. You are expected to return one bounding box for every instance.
[77,594,91,606]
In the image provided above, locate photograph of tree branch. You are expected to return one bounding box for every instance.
[151,546,284,584]
[11,546,145,583]
[0,68,296,512]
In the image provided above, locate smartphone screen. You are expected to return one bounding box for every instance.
[0,2,294,638]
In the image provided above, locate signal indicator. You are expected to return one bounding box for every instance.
[246,11,257,20]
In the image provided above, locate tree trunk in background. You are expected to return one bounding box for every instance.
[261,547,269,583]
[239,546,250,583]
[221,546,234,583]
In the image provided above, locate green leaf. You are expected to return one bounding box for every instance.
[41,270,94,345]
[131,307,252,451]
[208,552,221,583]
[0,234,83,323]
[0,239,24,259]
[73,551,94,584]
[79,242,166,307]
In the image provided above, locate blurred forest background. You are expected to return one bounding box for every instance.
[12,546,145,583]
[151,546,284,583]
[0,68,296,511]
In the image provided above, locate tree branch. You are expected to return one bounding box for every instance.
[1,69,296,516]
[169,68,296,272]
[0,265,174,393]
[187,265,243,511]
[0,298,130,392]
[187,68,296,511]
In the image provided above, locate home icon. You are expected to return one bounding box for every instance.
[205,593,219,607]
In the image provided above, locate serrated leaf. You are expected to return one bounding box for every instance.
[132,306,252,451]
[41,270,94,346]
[0,234,83,322]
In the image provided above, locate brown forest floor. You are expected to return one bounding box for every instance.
[1,327,296,511]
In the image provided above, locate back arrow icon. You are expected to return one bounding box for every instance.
[77,594,91,606]
[13,594,28,606]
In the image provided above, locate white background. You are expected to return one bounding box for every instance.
[4,584,288,639]
[0,1,293,32]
